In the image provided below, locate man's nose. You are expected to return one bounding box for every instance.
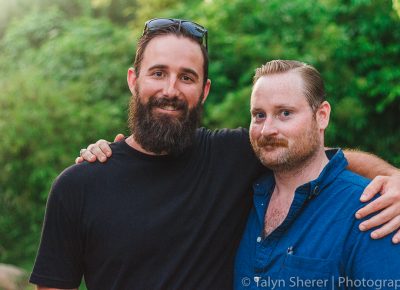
[163,76,180,98]
[261,117,279,136]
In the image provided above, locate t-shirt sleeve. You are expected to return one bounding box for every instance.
[30,166,85,288]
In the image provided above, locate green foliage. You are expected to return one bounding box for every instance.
[393,0,400,17]
[0,10,132,268]
[0,0,399,274]
[324,0,400,162]
[1,8,66,61]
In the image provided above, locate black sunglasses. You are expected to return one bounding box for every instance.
[143,18,208,50]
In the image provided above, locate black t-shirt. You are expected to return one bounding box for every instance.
[30,128,266,290]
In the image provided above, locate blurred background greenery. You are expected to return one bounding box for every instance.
[0,0,399,287]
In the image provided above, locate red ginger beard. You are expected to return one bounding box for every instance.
[250,116,321,173]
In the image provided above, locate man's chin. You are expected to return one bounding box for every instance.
[256,149,287,168]
[260,145,281,152]
[257,145,288,157]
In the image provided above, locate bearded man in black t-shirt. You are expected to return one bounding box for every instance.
[30,18,264,290]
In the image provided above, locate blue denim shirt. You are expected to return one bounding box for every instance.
[234,149,400,290]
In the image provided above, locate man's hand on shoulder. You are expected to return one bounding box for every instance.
[75,134,125,164]
[355,171,400,244]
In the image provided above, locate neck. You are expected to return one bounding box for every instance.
[273,147,329,196]
[125,135,167,156]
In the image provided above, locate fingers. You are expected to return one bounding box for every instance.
[369,215,400,241]
[76,138,114,163]
[357,173,400,241]
[114,133,125,142]
[360,176,387,202]
[356,194,392,219]
[392,229,400,244]
[81,148,97,162]
[89,144,108,162]
[359,205,395,231]
[96,139,112,157]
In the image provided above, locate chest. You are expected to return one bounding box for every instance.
[263,192,293,236]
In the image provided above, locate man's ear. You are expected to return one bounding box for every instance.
[316,101,331,130]
[201,79,212,104]
[127,67,137,94]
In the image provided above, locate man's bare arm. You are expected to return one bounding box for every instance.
[343,149,399,179]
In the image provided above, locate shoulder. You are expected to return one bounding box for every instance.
[318,169,371,222]
[194,127,264,174]
[48,162,91,204]
[196,127,253,153]
[196,127,248,139]
[50,141,127,200]
[195,127,250,148]
[337,169,371,190]
[327,169,371,206]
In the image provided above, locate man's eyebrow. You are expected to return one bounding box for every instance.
[274,104,297,110]
[250,104,297,113]
[250,107,264,114]
[148,64,168,71]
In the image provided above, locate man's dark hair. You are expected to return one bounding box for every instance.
[133,25,209,86]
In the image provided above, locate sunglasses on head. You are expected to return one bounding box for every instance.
[143,18,208,50]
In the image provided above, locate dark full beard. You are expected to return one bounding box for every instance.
[128,87,203,155]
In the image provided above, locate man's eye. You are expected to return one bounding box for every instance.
[281,110,291,117]
[181,75,193,82]
[254,112,266,120]
[153,71,164,77]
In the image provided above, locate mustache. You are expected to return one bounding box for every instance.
[256,136,288,148]
[148,96,187,111]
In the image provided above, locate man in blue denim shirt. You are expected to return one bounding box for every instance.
[235,60,400,290]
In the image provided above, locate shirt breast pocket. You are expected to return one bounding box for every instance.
[278,254,339,289]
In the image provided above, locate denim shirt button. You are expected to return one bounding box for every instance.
[257,236,262,243]
[313,185,320,195]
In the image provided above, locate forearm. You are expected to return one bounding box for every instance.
[343,149,399,179]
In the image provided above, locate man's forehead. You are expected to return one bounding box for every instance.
[254,72,303,90]
[251,73,307,107]
[143,35,203,63]
[137,35,205,82]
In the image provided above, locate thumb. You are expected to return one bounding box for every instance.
[75,156,83,164]
[114,133,125,142]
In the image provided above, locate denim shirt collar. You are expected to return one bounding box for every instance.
[253,149,348,200]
